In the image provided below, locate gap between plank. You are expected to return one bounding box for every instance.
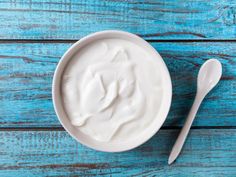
[0,126,236,131]
[0,39,235,43]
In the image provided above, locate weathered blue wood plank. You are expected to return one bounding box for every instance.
[0,129,235,176]
[0,42,235,127]
[0,0,235,40]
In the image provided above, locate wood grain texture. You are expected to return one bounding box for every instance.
[0,42,235,127]
[0,129,236,176]
[0,0,235,40]
[0,1,235,176]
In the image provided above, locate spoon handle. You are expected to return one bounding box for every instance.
[168,94,203,165]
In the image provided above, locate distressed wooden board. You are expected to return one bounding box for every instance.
[0,42,235,127]
[0,129,236,176]
[0,0,235,40]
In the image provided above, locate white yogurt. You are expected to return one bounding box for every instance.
[62,38,163,142]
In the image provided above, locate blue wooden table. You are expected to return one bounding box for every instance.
[0,1,235,176]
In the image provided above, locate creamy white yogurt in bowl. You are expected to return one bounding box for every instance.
[52,30,172,152]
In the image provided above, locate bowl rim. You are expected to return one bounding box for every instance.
[52,30,172,152]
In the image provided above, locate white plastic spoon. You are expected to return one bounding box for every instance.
[168,59,222,165]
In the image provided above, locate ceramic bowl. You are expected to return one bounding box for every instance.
[52,30,172,152]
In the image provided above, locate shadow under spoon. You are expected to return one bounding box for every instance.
[168,58,222,165]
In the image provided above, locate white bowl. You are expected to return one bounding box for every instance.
[52,30,172,152]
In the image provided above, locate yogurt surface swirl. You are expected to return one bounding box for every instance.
[62,38,163,142]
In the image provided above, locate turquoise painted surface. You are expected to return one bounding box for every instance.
[0,0,235,176]
[0,42,235,127]
[0,0,235,40]
[0,130,236,176]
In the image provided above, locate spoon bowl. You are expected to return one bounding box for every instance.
[197,59,222,96]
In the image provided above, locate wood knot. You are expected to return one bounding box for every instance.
[221,6,236,25]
